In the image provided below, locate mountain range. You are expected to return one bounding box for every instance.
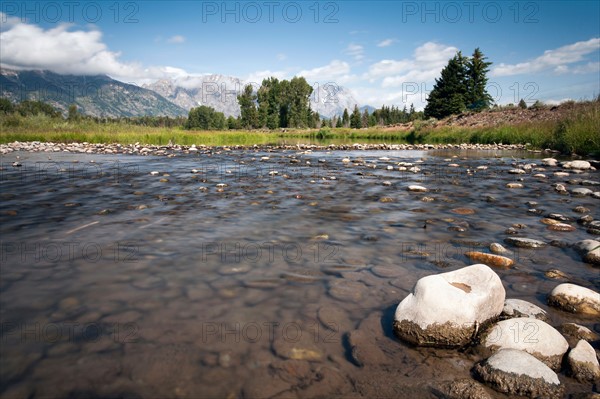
[0,69,363,119]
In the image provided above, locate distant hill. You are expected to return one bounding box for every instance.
[0,69,370,119]
[0,69,188,118]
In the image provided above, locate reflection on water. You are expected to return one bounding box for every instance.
[1,149,598,398]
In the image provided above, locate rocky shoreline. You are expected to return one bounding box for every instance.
[1,140,540,156]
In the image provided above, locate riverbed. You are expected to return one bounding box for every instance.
[1,148,598,398]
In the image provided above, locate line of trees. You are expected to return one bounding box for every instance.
[424,48,493,119]
[237,76,317,129]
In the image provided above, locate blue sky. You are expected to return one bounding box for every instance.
[1,1,599,109]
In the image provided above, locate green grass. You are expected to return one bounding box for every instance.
[1,100,599,155]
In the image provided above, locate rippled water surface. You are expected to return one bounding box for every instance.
[1,149,598,398]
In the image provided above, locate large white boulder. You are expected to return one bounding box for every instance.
[481,318,568,370]
[393,264,505,347]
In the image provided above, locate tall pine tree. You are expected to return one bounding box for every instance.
[465,48,493,111]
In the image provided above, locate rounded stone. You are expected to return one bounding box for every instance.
[504,237,546,249]
[547,283,600,316]
[567,339,600,382]
[465,252,514,268]
[407,185,428,192]
[393,264,505,348]
[481,318,568,370]
[501,299,549,322]
[474,349,563,398]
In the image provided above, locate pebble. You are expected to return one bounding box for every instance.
[504,237,546,249]
[464,251,513,268]
[407,185,427,192]
[547,223,576,232]
[505,182,523,189]
[489,243,508,254]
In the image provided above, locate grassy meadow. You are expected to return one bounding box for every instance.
[1,100,598,155]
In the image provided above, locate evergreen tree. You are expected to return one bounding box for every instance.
[465,48,493,111]
[361,109,369,128]
[350,105,362,129]
[342,108,350,127]
[424,52,469,119]
[237,84,258,129]
[336,116,343,128]
[518,99,528,109]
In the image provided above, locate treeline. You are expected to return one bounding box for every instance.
[0,99,187,127]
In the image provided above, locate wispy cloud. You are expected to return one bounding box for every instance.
[276,53,287,61]
[167,35,186,44]
[298,60,353,82]
[492,38,600,76]
[365,42,458,87]
[344,43,364,60]
[377,39,395,48]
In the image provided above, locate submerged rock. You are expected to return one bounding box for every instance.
[504,237,546,249]
[393,264,505,347]
[465,251,514,268]
[474,349,563,398]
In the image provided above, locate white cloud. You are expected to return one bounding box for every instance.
[298,60,350,80]
[377,39,394,48]
[365,42,458,87]
[1,17,137,78]
[167,35,185,44]
[0,15,198,84]
[277,53,287,61]
[492,38,600,76]
[244,70,288,85]
[344,43,364,60]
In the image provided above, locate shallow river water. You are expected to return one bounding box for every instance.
[1,148,598,398]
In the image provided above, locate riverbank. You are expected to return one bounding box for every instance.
[1,100,598,155]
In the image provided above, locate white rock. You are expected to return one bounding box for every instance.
[542,158,558,167]
[482,318,568,370]
[567,340,600,382]
[564,160,591,170]
[571,187,593,196]
[502,299,549,321]
[548,283,600,316]
[573,240,600,265]
[474,349,562,398]
[407,185,428,192]
[508,169,526,174]
[394,264,505,347]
